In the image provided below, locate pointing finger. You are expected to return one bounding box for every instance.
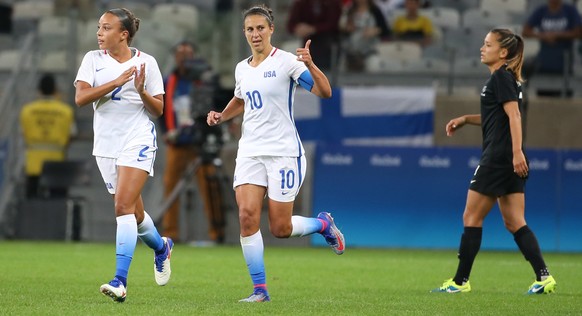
[304,39,311,50]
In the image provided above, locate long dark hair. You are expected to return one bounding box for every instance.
[490,28,524,83]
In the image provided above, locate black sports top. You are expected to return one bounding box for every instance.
[479,64,526,168]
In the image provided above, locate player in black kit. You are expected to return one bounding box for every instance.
[431,28,556,295]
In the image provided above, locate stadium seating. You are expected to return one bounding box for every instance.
[280,39,302,54]
[401,57,450,75]
[151,3,199,38]
[39,51,84,73]
[453,56,489,75]
[523,38,541,59]
[480,0,527,14]
[421,7,461,30]
[376,41,423,63]
[12,0,54,20]
[365,55,404,73]
[0,49,32,72]
[37,16,84,52]
[106,1,152,19]
[462,8,511,29]
[431,0,480,12]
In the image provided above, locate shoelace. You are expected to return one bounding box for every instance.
[154,246,167,272]
[109,278,122,287]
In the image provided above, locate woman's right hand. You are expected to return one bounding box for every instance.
[445,116,466,136]
[114,66,137,87]
[207,111,222,126]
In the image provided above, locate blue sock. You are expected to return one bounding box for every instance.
[240,230,267,292]
[137,211,164,253]
[290,215,324,237]
[115,214,137,287]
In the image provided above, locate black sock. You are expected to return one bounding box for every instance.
[513,225,549,281]
[453,227,482,285]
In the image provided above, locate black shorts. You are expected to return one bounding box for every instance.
[469,165,526,197]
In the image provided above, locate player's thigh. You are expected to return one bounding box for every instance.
[115,166,148,214]
[267,199,294,236]
[463,189,496,226]
[235,183,267,235]
[497,193,526,233]
[115,144,154,212]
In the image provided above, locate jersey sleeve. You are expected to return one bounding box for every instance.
[234,62,243,99]
[494,69,518,105]
[74,51,95,87]
[145,56,165,97]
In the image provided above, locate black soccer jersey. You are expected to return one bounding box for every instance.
[479,65,525,168]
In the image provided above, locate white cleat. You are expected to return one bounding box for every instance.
[154,237,174,286]
[100,278,126,302]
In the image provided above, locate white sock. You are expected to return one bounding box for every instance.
[290,215,324,237]
[240,230,266,287]
[137,211,164,252]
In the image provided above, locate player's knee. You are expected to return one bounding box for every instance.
[503,220,524,234]
[238,208,259,231]
[462,211,484,227]
[114,200,134,216]
[270,223,292,238]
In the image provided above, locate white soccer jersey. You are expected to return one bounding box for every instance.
[74,48,165,158]
[234,47,308,158]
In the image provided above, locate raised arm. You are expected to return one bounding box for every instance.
[296,40,332,98]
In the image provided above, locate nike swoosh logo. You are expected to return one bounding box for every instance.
[336,233,345,251]
[530,285,543,293]
[281,191,289,195]
[470,180,476,183]
[96,67,105,72]
[137,158,149,162]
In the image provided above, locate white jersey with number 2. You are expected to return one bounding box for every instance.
[234,47,308,158]
[74,48,165,158]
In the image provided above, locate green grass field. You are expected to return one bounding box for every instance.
[1,241,580,315]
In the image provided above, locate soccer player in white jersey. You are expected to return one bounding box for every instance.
[207,4,346,302]
[74,8,173,303]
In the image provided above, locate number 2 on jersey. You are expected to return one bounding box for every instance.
[246,90,263,110]
[112,86,122,100]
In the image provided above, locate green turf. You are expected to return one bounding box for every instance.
[1,241,580,315]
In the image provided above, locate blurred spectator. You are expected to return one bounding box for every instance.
[340,0,391,72]
[53,0,96,21]
[159,41,226,244]
[20,73,75,198]
[522,0,582,94]
[392,0,433,47]
[374,0,404,25]
[0,3,11,34]
[287,0,343,71]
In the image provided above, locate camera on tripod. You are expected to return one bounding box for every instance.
[186,60,223,165]
[182,58,214,82]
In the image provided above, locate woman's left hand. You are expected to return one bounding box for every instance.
[296,40,312,68]
[513,150,529,178]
